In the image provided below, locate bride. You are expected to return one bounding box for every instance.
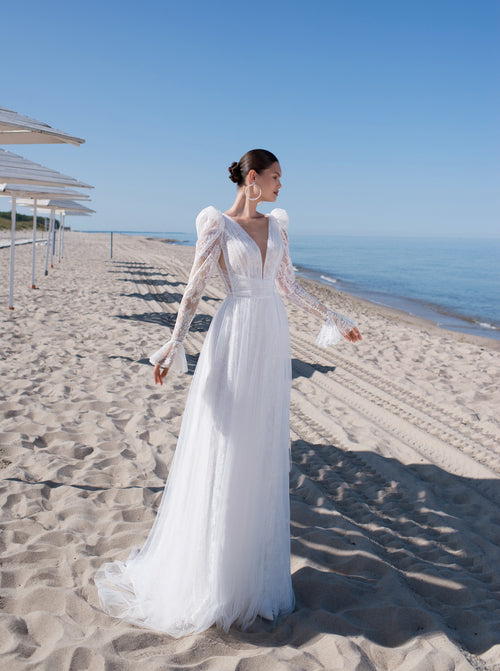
[94,149,362,637]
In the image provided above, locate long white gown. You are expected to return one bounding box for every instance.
[94,206,355,637]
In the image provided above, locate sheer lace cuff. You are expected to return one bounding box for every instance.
[316,312,356,348]
[149,340,188,373]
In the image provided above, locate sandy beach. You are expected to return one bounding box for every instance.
[1,231,499,671]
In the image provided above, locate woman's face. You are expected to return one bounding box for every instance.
[250,161,282,202]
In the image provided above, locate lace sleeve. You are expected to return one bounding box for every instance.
[149,206,224,371]
[273,208,355,347]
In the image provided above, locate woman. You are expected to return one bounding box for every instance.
[95,149,362,637]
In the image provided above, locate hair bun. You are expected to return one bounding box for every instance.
[228,161,242,184]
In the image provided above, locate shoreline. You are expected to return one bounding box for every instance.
[5,228,498,349]
[296,264,500,343]
[81,231,500,346]
[137,234,500,351]
[296,268,500,351]
[295,268,500,352]
[125,233,500,351]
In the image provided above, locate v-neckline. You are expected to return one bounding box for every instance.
[223,212,271,279]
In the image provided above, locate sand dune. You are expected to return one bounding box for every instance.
[1,231,499,670]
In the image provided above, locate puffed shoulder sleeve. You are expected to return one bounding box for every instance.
[270,208,289,232]
[149,206,224,372]
[195,205,224,238]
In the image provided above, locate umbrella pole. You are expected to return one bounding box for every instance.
[58,212,62,263]
[31,198,38,289]
[61,214,65,259]
[50,211,57,268]
[8,196,17,309]
[44,210,54,276]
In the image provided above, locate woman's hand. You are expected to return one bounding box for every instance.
[154,363,169,385]
[344,326,362,343]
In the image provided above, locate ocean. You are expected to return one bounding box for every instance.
[94,230,500,341]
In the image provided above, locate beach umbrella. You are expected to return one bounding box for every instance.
[28,199,95,213]
[0,183,91,200]
[55,209,91,263]
[0,185,91,289]
[54,211,92,261]
[0,148,92,188]
[34,201,95,269]
[17,198,95,271]
[0,106,84,146]
[0,106,88,307]
[51,210,92,263]
[0,149,92,309]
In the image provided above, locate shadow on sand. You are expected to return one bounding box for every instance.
[115,312,212,335]
[228,439,499,659]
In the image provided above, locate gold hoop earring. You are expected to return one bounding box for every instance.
[244,182,262,201]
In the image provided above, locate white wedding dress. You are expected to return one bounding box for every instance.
[94,206,355,637]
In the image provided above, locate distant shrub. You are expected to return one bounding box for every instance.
[0,211,59,230]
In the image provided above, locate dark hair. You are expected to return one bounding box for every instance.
[228,149,279,186]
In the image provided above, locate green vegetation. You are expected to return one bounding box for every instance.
[0,211,59,231]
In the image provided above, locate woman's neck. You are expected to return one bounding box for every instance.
[225,188,263,221]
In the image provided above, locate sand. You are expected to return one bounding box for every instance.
[1,231,499,671]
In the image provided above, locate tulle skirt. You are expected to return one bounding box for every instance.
[94,292,296,637]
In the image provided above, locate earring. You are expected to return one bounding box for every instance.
[245,182,262,201]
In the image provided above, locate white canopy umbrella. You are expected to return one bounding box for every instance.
[0,106,84,146]
[1,183,91,200]
[17,198,95,272]
[0,185,91,288]
[27,199,95,213]
[53,211,93,263]
[0,149,92,308]
[0,148,92,188]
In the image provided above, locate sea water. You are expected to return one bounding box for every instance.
[290,235,500,340]
[93,230,500,341]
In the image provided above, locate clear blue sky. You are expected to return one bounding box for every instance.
[1,0,499,236]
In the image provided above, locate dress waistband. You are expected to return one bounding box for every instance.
[228,277,276,298]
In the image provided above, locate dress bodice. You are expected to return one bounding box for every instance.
[219,213,284,288]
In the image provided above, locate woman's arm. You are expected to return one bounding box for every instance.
[275,226,361,345]
[150,208,224,382]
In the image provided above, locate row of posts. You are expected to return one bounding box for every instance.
[8,197,67,308]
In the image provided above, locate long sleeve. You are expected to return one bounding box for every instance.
[149,206,224,372]
[272,208,355,347]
